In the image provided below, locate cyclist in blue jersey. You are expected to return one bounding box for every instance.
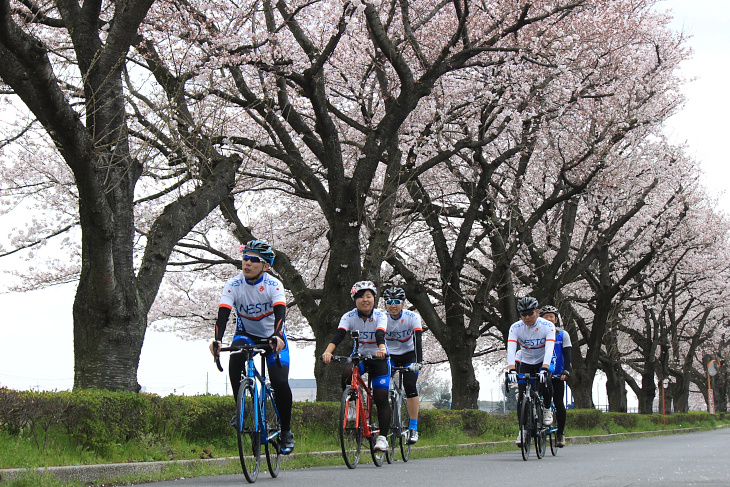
[541,305,572,447]
[507,296,556,447]
[382,286,423,444]
[209,240,295,453]
[322,280,391,452]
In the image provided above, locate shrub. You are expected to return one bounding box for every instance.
[606,412,638,429]
[568,408,606,430]
[62,390,154,451]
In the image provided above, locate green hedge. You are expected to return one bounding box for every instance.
[0,387,725,455]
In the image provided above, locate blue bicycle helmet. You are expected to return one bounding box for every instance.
[242,240,276,265]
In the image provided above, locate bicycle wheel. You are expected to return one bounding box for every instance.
[386,390,396,464]
[519,394,532,461]
[339,387,362,469]
[369,430,385,467]
[549,406,558,456]
[534,399,546,459]
[264,390,281,478]
[236,382,260,482]
[399,393,411,462]
[549,428,558,456]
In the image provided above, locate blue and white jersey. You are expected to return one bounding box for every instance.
[337,308,388,356]
[549,329,572,374]
[219,272,286,339]
[385,310,423,356]
[507,317,556,367]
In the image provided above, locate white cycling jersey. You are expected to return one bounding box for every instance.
[385,310,423,356]
[507,317,556,367]
[219,272,286,338]
[337,308,388,356]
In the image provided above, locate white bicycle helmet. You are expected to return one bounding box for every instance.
[351,280,377,300]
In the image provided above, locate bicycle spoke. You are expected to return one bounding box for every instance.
[237,383,260,482]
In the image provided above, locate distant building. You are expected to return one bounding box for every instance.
[290,379,316,402]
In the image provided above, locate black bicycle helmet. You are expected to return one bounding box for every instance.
[242,239,276,265]
[382,286,406,301]
[516,296,539,312]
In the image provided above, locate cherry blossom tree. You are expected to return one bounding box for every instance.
[382,0,691,407]
[137,0,593,402]
[0,0,243,390]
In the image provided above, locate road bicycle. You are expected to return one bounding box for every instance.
[505,372,548,461]
[386,365,414,463]
[327,331,387,469]
[215,341,283,483]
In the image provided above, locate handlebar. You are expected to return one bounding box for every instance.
[392,364,420,373]
[213,342,270,372]
[320,353,388,364]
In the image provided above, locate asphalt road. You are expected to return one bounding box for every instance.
[141,428,730,486]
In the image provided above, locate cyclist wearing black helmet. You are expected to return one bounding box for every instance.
[383,286,423,444]
[540,305,572,447]
[506,296,556,447]
[209,240,295,453]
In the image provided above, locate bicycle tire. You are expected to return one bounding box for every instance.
[549,429,558,456]
[548,404,558,456]
[264,389,282,477]
[236,382,260,482]
[399,392,411,462]
[519,394,532,461]
[386,390,396,464]
[534,397,546,459]
[339,387,362,469]
[368,391,385,468]
[369,432,385,467]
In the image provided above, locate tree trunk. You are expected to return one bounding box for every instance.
[73,286,145,391]
[442,337,479,410]
[569,363,596,409]
[637,367,656,414]
[715,369,728,413]
[604,362,628,412]
[313,219,365,402]
[671,373,689,413]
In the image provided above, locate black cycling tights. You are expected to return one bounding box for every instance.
[552,378,567,436]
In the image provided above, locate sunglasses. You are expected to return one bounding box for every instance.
[520,310,536,317]
[386,299,402,306]
[243,255,264,264]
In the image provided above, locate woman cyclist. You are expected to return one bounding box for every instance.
[209,240,295,453]
[321,281,391,452]
[382,286,423,444]
[540,305,572,447]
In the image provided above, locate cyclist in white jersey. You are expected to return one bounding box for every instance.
[209,240,295,453]
[506,296,556,447]
[322,280,391,452]
[383,286,423,444]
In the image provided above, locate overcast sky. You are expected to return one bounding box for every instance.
[1,1,728,402]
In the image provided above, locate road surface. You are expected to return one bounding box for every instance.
[142,428,730,486]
